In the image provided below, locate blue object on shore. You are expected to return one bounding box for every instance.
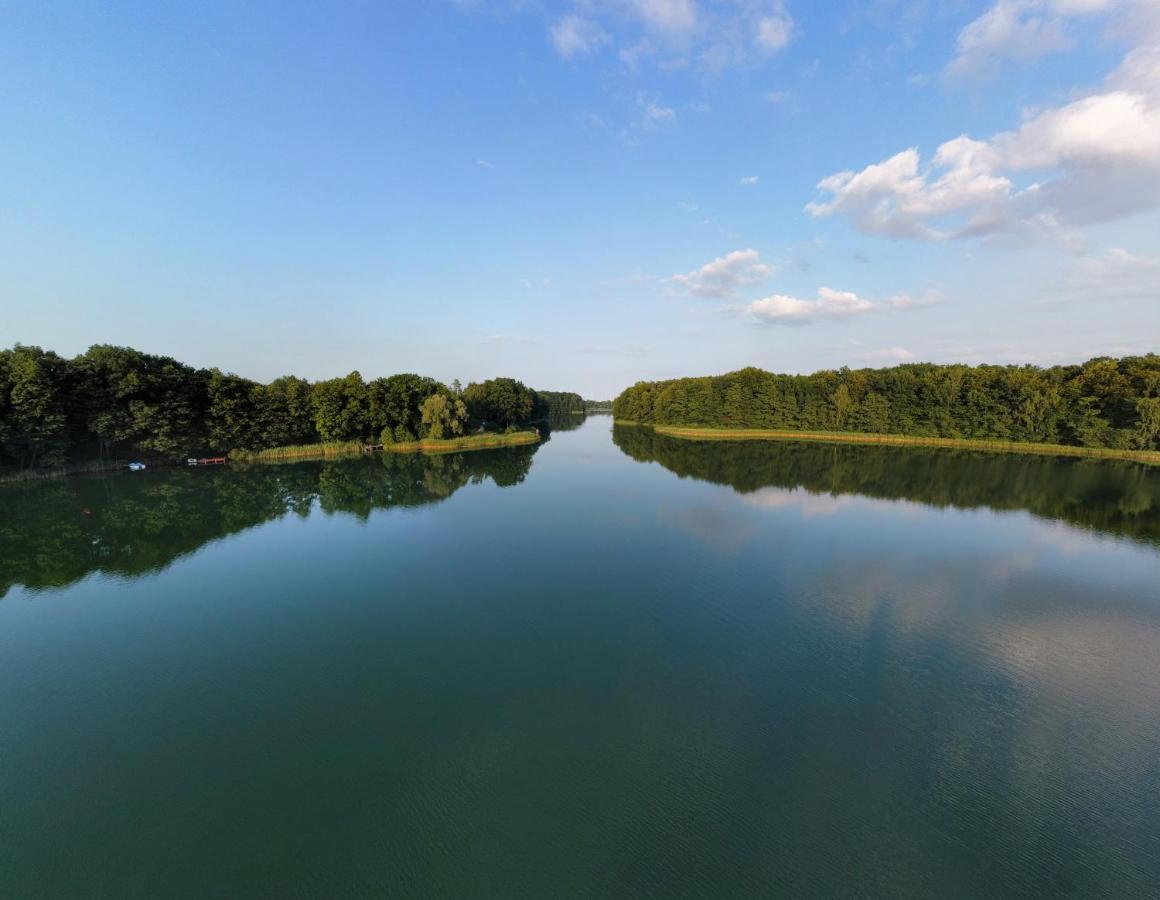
[128,462,146,471]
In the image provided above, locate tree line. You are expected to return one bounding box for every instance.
[612,356,1160,450]
[0,343,586,470]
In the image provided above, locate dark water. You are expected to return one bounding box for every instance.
[2,417,1159,897]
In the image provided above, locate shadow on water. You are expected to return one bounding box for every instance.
[0,443,540,598]
[612,423,1160,546]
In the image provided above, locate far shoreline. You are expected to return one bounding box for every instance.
[616,421,1160,467]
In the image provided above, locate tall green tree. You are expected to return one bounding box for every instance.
[206,370,261,452]
[464,377,535,428]
[72,345,207,458]
[1136,397,1160,450]
[533,391,585,418]
[420,393,468,440]
[310,372,369,442]
[257,376,316,447]
[0,345,70,468]
[368,374,445,439]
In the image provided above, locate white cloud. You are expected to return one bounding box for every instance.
[637,91,676,126]
[1111,42,1160,94]
[627,0,698,34]
[550,15,611,58]
[1047,247,1160,303]
[618,38,653,71]
[805,140,1012,240]
[807,34,1160,241]
[542,0,795,72]
[739,175,760,185]
[755,4,794,53]
[670,248,773,298]
[743,285,938,324]
[644,101,676,123]
[476,158,494,169]
[748,287,876,323]
[888,290,944,309]
[999,91,1160,169]
[943,0,1148,81]
[945,0,1074,80]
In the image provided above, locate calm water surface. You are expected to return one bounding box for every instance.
[2,417,1159,897]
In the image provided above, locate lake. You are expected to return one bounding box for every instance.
[2,415,1159,897]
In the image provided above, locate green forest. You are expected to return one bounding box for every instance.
[613,356,1160,451]
[0,343,587,471]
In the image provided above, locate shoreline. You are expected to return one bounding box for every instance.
[618,422,1160,466]
[0,432,542,484]
[229,430,540,463]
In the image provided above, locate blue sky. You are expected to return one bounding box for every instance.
[2,0,1157,397]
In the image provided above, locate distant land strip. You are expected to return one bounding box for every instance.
[230,431,539,463]
[628,424,1160,466]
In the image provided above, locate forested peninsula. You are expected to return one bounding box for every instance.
[613,357,1160,461]
[0,343,587,475]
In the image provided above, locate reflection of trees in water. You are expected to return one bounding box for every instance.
[528,411,587,448]
[613,424,1160,544]
[543,410,586,433]
[0,444,539,597]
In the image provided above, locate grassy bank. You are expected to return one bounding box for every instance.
[384,431,540,454]
[626,423,1160,466]
[229,441,367,462]
[230,430,539,463]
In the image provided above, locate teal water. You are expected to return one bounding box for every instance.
[2,417,1159,897]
